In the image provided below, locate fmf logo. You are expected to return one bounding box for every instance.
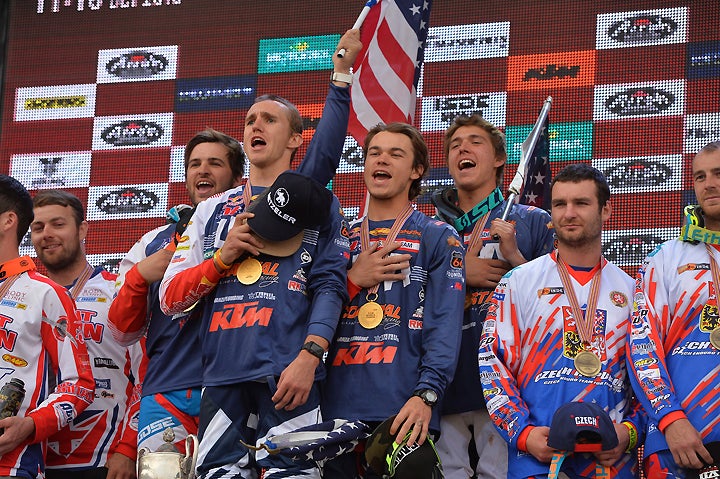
[331,342,397,366]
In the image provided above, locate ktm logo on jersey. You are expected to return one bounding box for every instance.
[209,302,273,331]
[331,342,397,365]
[0,315,18,351]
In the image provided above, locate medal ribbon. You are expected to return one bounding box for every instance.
[360,203,414,297]
[704,243,720,304]
[454,187,503,232]
[0,256,36,300]
[555,254,604,347]
[69,263,94,300]
[681,223,720,245]
[466,213,492,252]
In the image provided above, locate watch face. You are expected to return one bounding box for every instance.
[422,389,437,405]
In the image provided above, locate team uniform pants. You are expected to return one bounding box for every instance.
[138,388,201,453]
[196,378,322,479]
[436,409,508,479]
[644,450,688,479]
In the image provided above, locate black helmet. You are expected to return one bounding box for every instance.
[365,416,443,479]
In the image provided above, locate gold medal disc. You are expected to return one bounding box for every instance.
[236,257,263,285]
[574,350,602,377]
[358,301,384,329]
[710,327,720,350]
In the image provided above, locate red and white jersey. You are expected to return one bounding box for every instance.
[629,239,720,456]
[479,252,638,478]
[0,256,94,478]
[46,266,142,470]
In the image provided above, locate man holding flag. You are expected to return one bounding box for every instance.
[433,113,554,479]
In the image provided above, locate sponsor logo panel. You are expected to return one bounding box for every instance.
[258,34,340,74]
[593,80,685,120]
[175,75,256,113]
[684,113,720,154]
[596,7,687,49]
[337,136,365,174]
[96,45,178,83]
[425,22,510,62]
[507,51,596,91]
[87,254,125,275]
[92,113,173,150]
[420,92,506,132]
[602,228,676,267]
[11,151,92,190]
[686,41,720,80]
[506,122,593,163]
[87,183,168,220]
[593,155,682,194]
[14,84,96,121]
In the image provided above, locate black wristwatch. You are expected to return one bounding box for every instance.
[413,389,438,407]
[301,341,326,360]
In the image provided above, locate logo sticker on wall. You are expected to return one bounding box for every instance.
[97,45,178,83]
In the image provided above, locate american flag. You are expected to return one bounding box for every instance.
[518,113,551,211]
[348,0,433,144]
[261,419,370,463]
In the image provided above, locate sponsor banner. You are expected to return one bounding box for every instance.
[169,145,185,183]
[684,113,720,154]
[175,75,256,113]
[11,151,92,190]
[258,34,340,74]
[593,155,682,194]
[425,22,510,62]
[14,84,96,121]
[96,45,178,83]
[596,7,687,50]
[298,103,324,141]
[593,80,685,121]
[92,113,173,150]
[687,41,720,80]
[420,92,506,132]
[87,253,125,275]
[508,51,596,91]
[506,121,593,164]
[337,136,365,174]
[87,183,168,220]
[19,231,35,258]
[602,228,676,267]
[417,168,453,205]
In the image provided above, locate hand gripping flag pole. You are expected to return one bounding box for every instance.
[337,0,379,58]
[500,96,553,221]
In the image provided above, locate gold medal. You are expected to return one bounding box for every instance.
[710,328,720,350]
[358,301,384,329]
[574,350,602,377]
[236,257,262,285]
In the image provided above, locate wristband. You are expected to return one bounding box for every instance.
[621,421,638,452]
[302,341,326,360]
[213,248,233,271]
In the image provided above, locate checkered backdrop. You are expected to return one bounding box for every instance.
[2,0,719,275]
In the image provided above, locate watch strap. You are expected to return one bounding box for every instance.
[302,340,325,360]
[331,71,353,85]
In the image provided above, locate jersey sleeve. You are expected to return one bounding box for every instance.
[478,270,534,450]
[303,198,350,342]
[110,339,146,460]
[108,228,159,344]
[626,247,686,429]
[28,286,95,442]
[295,84,350,186]
[160,200,223,315]
[415,225,465,396]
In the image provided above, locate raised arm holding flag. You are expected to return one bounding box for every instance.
[432,112,555,478]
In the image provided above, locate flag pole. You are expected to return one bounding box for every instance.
[337,0,378,57]
[500,96,553,221]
